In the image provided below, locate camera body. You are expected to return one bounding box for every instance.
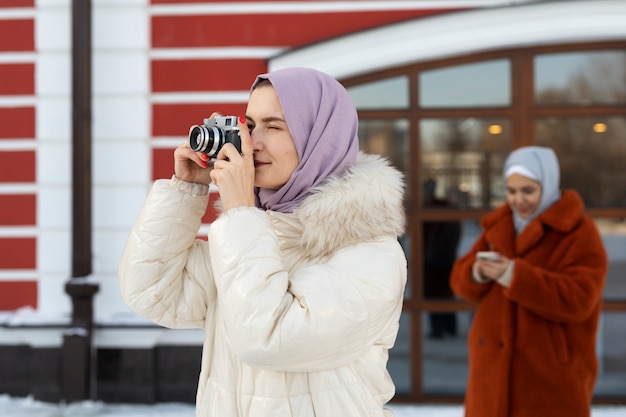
[188,115,242,158]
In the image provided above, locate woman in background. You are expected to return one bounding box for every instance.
[450,146,607,417]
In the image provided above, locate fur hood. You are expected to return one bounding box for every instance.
[294,151,406,259]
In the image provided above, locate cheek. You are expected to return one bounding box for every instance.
[284,148,299,169]
[531,194,542,207]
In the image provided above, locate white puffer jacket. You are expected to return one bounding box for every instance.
[118,152,407,417]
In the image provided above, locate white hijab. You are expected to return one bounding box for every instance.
[503,146,561,234]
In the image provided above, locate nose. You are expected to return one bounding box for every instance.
[250,128,263,152]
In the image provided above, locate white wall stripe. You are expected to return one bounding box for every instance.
[0,96,37,107]
[151,91,249,104]
[0,227,38,238]
[151,47,285,60]
[0,184,38,194]
[0,8,36,19]
[152,138,186,147]
[0,271,38,280]
[0,52,37,63]
[149,1,535,15]
[0,140,37,150]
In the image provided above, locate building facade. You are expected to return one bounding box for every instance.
[0,0,625,404]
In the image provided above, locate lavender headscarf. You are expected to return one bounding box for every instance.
[251,67,359,213]
[503,146,561,234]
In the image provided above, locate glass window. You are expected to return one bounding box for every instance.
[358,119,410,177]
[388,312,411,395]
[419,59,511,108]
[420,118,512,209]
[422,311,470,395]
[594,218,626,301]
[346,43,626,404]
[347,76,409,109]
[535,51,626,105]
[422,219,481,298]
[399,232,411,301]
[535,116,626,207]
[359,119,411,299]
[595,312,626,396]
[422,220,461,305]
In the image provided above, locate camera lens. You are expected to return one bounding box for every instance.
[188,125,224,158]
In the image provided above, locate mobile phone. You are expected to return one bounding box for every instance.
[476,251,501,261]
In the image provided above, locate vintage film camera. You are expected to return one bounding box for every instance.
[188,115,242,158]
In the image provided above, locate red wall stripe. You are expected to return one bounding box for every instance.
[0,19,35,52]
[0,194,36,226]
[0,238,36,269]
[0,107,35,138]
[152,148,176,181]
[0,0,34,7]
[152,10,449,48]
[153,103,247,136]
[0,64,35,95]
[0,281,37,311]
[0,151,36,182]
[152,59,267,92]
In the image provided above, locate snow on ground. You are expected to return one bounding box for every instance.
[1,395,625,417]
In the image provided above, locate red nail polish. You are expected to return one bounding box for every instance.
[238,115,245,124]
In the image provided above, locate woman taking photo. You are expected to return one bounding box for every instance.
[450,146,607,417]
[118,67,407,417]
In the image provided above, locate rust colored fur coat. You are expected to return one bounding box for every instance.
[450,190,607,417]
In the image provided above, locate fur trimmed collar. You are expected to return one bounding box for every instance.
[482,189,583,234]
[289,152,406,260]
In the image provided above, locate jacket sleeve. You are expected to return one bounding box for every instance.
[449,233,494,304]
[503,217,607,323]
[208,207,407,372]
[118,177,217,329]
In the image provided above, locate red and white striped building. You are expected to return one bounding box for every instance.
[1,0,625,404]
[0,0,475,318]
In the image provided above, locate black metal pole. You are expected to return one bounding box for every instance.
[71,0,92,279]
[60,0,100,403]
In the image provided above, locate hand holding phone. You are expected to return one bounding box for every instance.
[476,251,501,262]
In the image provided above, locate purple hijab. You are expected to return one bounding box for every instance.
[251,67,359,213]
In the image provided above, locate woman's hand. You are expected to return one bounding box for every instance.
[475,253,511,281]
[210,115,256,211]
[174,112,225,185]
[174,141,213,185]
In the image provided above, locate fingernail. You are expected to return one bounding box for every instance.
[201,161,208,168]
[239,115,245,124]
[200,153,208,160]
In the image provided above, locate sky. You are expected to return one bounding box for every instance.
[1,395,626,417]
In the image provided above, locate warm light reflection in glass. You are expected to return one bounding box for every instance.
[488,124,503,135]
[593,122,607,133]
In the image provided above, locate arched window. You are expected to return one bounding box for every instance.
[342,42,626,403]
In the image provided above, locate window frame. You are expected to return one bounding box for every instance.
[342,40,626,404]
